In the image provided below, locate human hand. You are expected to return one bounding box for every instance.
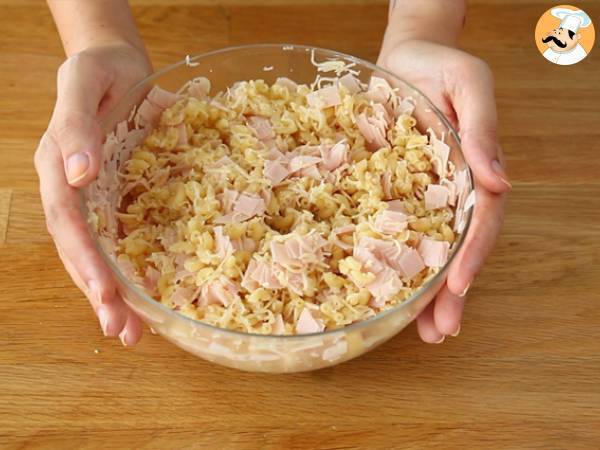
[378,40,510,343]
[34,43,152,345]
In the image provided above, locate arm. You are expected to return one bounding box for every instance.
[48,0,146,56]
[377,0,509,343]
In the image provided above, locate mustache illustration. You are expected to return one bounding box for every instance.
[542,35,567,48]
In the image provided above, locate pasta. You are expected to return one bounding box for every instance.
[87,69,472,336]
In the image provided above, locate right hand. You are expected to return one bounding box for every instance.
[34,43,152,346]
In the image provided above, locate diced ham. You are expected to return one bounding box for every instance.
[233,192,266,218]
[143,266,161,294]
[396,248,426,279]
[200,276,238,307]
[296,308,325,334]
[320,140,348,171]
[306,85,341,109]
[299,164,322,180]
[395,97,416,117]
[264,160,291,185]
[430,132,450,178]
[338,73,362,94]
[247,115,275,141]
[464,190,476,211]
[147,86,181,109]
[366,267,402,303]
[354,246,386,274]
[357,112,388,151]
[214,226,234,259]
[171,286,196,307]
[386,199,406,213]
[372,210,408,235]
[231,236,257,253]
[116,121,128,142]
[418,238,450,268]
[441,179,457,206]
[137,99,162,126]
[425,184,449,210]
[219,189,239,213]
[274,77,298,92]
[289,155,322,172]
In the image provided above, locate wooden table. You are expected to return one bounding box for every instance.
[1,1,599,448]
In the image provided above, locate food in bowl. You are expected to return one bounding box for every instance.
[86,52,473,338]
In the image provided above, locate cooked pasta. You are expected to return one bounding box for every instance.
[87,69,472,336]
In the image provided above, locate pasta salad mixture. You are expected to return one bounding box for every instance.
[87,64,473,336]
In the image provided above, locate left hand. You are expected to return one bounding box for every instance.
[378,40,510,343]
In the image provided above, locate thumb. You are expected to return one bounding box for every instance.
[446,56,511,194]
[51,55,108,187]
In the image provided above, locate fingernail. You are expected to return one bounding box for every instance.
[119,328,128,346]
[66,152,90,184]
[149,326,157,335]
[97,305,109,336]
[492,160,512,189]
[451,325,461,337]
[434,335,445,344]
[459,282,471,298]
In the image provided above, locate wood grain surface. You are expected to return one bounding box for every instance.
[1,1,599,448]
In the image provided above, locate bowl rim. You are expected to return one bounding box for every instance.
[86,43,474,340]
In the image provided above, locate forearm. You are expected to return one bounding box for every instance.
[381,0,466,55]
[47,0,145,56]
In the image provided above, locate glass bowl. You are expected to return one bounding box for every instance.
[83,44,473,373]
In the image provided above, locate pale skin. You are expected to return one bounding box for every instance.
[37,0,509,346]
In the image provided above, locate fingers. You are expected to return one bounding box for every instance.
[51,54,110,187]
[446,182,506,297]
[416,300,445,344]
[433,285,464,336]
[445,56,511,194]
[119,310,144,346]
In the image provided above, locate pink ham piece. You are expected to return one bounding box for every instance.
[231,236,257,253]
[296,308,325,334]
[247,116,275,141]
[116,121,128,142]
[330,224,355,251]
[395,97,416,117]
[372,210,408,235]
[264,160,291,185]
[171,286,196,307]
[214,226,234,258]
[200,276,238,307]
[366,267,402,304]
[386,199,406,213]
[289,155,322,173]
[233,192,266,219]
[320,140,348,171]
[306,85,341,109]
[143,266,161,295]
[441,179,457,206]
[395,248,426,279]
[219,189,240,214]
[299,164,322,180]
[137,99,162,126]
[147,86,181,109]
[274,77,298,92]
[354,246,386,274]
[430,132,450,178]
[242,259,282,290]
[357,112,388,151]
[338,73,362,94]
[425,184,449,210]
[418,238,450,268]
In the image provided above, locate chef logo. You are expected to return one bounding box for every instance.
[535,5,595,66]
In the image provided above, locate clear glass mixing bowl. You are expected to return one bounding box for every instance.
[83,44,473,373]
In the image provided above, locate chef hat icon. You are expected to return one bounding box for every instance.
[551,8,592,33]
